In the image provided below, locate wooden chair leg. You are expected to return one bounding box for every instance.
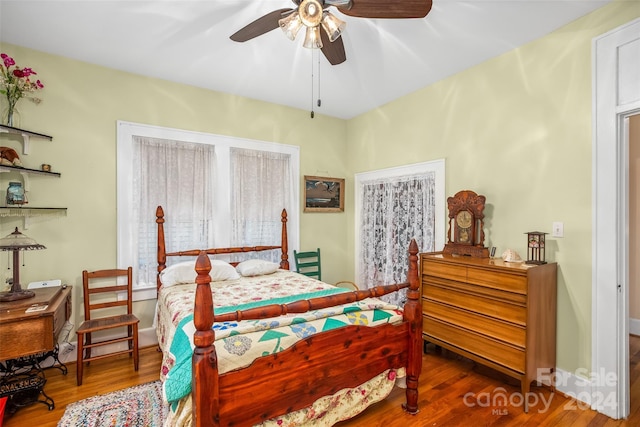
[85,332,92,362]
[133,324,139,371]
[76,333,84,386]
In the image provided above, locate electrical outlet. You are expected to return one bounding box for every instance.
[552,222,564,238]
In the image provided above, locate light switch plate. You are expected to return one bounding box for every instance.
[552,222,564,238]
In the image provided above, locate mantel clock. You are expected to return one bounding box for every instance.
[443,190,490,258]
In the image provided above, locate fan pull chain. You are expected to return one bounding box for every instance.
[310,49,315,119]
[310,49,323,119]
[317,52,321,108]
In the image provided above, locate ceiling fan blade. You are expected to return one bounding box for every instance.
[320,30,346,65]
[337,0,432,19]
[230,8,293,42]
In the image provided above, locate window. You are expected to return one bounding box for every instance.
[355,160,445,306]
[117,121,299,297]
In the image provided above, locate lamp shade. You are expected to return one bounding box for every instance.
[0,227,46,302]
[303,26,323,49]
[279,11,304,41]
[321,12,346,42]
[0,227,46,251]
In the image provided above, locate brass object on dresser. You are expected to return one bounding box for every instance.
[420,252,557,412]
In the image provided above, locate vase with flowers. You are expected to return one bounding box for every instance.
[0,53,44,127]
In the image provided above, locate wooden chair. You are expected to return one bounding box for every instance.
[294,248,321,280]
[76,267,139,386]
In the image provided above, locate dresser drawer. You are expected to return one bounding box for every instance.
[423,280,526,325]
[422,300,525,348]
[421,260,466,282]
[466,266,527,295]
[423,317,525,373]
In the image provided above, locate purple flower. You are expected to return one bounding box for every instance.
[1,53,15,68]
[21,67,36,77]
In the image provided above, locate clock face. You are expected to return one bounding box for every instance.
[456,210,473,229]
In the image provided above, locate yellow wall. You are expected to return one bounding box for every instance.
[0,46,349,330]
[0,0,638,378]
[346,1,640,375]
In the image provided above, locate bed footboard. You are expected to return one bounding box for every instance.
[191,239,422,427]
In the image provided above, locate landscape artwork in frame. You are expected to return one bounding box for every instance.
[304,176,345,212]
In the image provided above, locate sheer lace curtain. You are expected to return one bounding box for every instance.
[133,136,216,287]
[230,148,294,263]
[358,172,436,305]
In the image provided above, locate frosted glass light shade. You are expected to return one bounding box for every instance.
[303,26,323,49]
[279,11,303,41]
[321,12,346,42]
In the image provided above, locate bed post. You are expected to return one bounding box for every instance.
[156,206,167,293]
[403,239,422,414]
[192,251,219,427]
[280,209,290,270]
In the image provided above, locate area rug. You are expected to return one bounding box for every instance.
[57,380,168,427]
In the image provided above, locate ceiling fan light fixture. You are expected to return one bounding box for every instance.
[279,11,304,41]
[321,11,346,43]
[303,25,323,49]
[299,0,323,28]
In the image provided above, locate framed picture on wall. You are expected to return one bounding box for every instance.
[304,176,345,213]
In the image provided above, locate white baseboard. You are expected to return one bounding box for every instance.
[553,367,592,408]
[630,317,640,336]
[58,326,159,364]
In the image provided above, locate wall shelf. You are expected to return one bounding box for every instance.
[0,207,67,218]
[0,165,61,177]
[1,126,64,227]
[0,125,53,155]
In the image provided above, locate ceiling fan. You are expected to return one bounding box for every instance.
[230,0,433,66]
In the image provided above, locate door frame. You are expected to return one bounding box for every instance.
[593,17,640,419]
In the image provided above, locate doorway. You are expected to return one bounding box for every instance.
[593,18,640,419]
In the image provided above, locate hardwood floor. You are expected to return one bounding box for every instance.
[4,337,640,426]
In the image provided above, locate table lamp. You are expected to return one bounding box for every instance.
[0,227,46,302]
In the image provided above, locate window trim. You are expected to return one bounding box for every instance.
[116,121,300,295]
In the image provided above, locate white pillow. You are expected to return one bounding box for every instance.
[210,259,241,281]
[235,259,279,277]
[160,259,239,286]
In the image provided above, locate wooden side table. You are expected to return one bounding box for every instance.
[0,286,72,415]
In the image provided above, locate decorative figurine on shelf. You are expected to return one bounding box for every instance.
[6,181,26,205]
[0,146,23,167]
[525,231,547,265]
[0,52,45,127]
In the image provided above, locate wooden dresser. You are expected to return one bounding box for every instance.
[420,252,557,409]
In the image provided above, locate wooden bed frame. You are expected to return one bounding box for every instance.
[156,206,422,427]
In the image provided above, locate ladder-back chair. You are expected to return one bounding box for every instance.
[76,267,139,386]
[294,248,321,280]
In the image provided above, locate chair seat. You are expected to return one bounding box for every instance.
[76,314,139,334]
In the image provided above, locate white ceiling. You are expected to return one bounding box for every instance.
[0,0,612,119]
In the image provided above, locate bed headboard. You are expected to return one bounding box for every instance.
[155,205,290,291]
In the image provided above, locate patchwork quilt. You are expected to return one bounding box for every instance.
[156,270,405,426]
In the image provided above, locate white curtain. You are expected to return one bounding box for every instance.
[358,172,436,305]
[230,147,294,263]
[133,136,216,286]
